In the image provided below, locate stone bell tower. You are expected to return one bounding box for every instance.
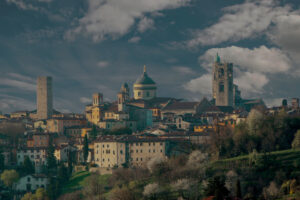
[212,53,234,106]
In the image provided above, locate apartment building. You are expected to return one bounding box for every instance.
[93,136,168,168]
[94,138,127,168]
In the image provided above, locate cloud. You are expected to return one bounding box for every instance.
[186,0,291,47]
[173,66,194,75]
[235,72,269,95]
[268,14,300,68]
[183,74,212,96]
[199,46,292,74]
[6,0,39,11]
[0,73,36,92]
[185,45,293,97]
[138,17,155,33]
[97,61,109,68]
[128,36,141,43]
[80,97,91,104]
[0,94,35,113]
[264,97,284,108]
[66,0,189,42]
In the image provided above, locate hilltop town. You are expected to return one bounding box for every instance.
[0,55,300,200]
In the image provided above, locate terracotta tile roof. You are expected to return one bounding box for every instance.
[163,101,199,111]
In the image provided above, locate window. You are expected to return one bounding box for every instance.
[120,150,123,154]
[153,149,155,153]
[218,68,224,78]
[146,91,150,97]
[160,143,163,146]
[136,150,138,153]
[27,177,31,182]
[219,82,224,92]
[136,158,138,161]
[141,158,143,161]
[140,150,143,153]
[138,92,141,97]
[160,149,163,153]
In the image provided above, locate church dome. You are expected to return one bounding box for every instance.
[134,66,156,85]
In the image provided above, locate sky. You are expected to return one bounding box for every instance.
[0,0,300,113]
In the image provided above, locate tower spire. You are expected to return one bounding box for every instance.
[144,65,146,73]
[215,53,221,63]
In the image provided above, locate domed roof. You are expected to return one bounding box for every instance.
[134,66,156,85]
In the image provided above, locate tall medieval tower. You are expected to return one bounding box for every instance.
[212,54,234,106]
[117,83,130,111]
[37,76,53,119]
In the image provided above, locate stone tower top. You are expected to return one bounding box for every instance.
[215,53,221,63]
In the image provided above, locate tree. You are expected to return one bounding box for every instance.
[58,163,69,184]
[83,134,89,164]
[82,173,104,199]
[205,176,229,200]
[47,177,59,200]
[143,183,161,200]
[263,181,279,200]
[67,151,75,176]
[292,130,300,149]
[46,143,57,172]
[0,169,19,188]
[110,187,135,200]
[23,156,35,175]
[89,125,98,140]
[0,149,5,171]
[187,150,209,168]
[35,188,48,200]
[22,188,48,200]
[247,109,264,135]
[21,193,35,200]
[236,179,242,198]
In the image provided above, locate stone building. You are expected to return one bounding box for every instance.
[15,174,49,192]
[133,66,157,100]
[117,83,130,112]
[94,139,127,168]
[212,54,234,106]
[291,98,299,110]
[37,76,53,120]
[93,136,167,168]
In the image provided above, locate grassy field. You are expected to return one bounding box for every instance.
[61,171,91,194]
[212,148,300,169]
[61,171,112,195]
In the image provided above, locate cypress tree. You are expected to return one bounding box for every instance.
[83,134,89,164]
[236,179,242,198]
[46,142,57,173]
[23,156,35,175]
